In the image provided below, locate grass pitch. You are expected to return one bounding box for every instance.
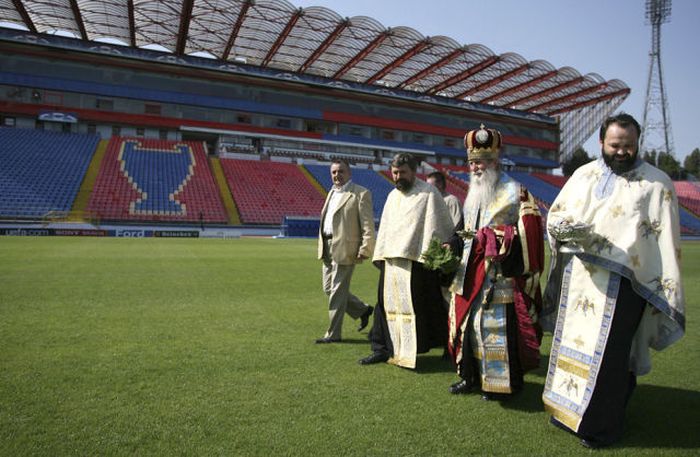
[0,237,698,456]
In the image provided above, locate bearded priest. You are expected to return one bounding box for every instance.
[358,152,455,369]
[445,124,545,401]
[541,113,685,448]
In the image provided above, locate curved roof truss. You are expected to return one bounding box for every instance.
[0,0,629,126]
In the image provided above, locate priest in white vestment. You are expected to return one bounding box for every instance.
[542,113,685,449]
[359,153,454,369]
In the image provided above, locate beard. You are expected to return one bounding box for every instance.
[395,178,413,192]
[602,149,636,175]
[465,168,499,210]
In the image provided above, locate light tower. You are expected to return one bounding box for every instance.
[641,0,674,163]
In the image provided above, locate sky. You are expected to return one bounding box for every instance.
[293,0,700,163]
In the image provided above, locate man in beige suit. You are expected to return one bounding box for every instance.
[316,159,376,344]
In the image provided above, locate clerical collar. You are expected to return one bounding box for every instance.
[595,157,643,199]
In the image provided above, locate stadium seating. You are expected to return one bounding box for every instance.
[674,181,700,217]
[503,154,559,169]
[0,127,98,218]
[443,181,466,204]
[531,172,568,189]
[506,171,562,206]
[302,163,334,191]
[679,207,700,235]
[429,163,470,187]
[417,172,467,204]
[87,137,227,223]
[4,126,698,236]
[221,159,325,224]
[447,171,470,187]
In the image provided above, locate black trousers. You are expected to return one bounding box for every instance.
[369,261,447,356]
[576,277,646,444]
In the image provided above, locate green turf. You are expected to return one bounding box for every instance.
[0,237,698,456]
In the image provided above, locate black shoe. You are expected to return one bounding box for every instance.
[358,305,374,331]
[448,379,473,395]
[481,392,508,401]
[549,417,574,435]
[315,337,340,344]
[580,438,606,449]
[358,351,389,365]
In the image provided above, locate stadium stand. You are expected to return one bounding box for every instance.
[679,208,700,235]
[674,181,700,216]
[0,127,98,218]
[87,137,227,223]
[431,164,471,187]
[426,164,469,203]
[531,172,569,189]
[343,168,394,219]
[449,171,470,185]
[220,159,325,225]
[303,163,335,191]
[443,181,467,204]
[503,154,559,169]
[506,171,561,205]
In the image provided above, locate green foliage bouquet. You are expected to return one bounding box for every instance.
[420,237,460,274]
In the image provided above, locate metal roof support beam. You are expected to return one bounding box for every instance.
[529,82,610,112]
[332,31,391,80]
[366,39,431,85]
[298,19,349,73]
[546,88,631,116]
[428,55,499,95]
[12,0,36,33]
[68,0,88,40]
[175,0,195,55]
[508,76,584,108]
[457,63,530,100]
[397,48,462,89]
[127,0,136,47]
[478,69,559,104]
[222,0,252,61]
[261,8,303,68]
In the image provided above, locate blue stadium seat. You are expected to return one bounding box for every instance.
[506,171,561,206]
[0,127,99,218]
[679,207,700,235]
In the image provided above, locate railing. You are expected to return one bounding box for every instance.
[42,210,101,227]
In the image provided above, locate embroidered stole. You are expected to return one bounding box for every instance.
[449,177,520,391]
[467,296,513,393]
[542,255,619,431]
[384,258,417,369]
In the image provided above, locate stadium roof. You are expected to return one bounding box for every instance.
[0,0,630,117]
[0,0,630,157]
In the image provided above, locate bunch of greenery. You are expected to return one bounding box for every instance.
[420,237,460,273]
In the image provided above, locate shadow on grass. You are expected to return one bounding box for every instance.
[414,354,455,374]
[527,353,551,379]
[500,382,700,450]
[621,384,700,449]
[491,381,546,413]
[335,337,371,345]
